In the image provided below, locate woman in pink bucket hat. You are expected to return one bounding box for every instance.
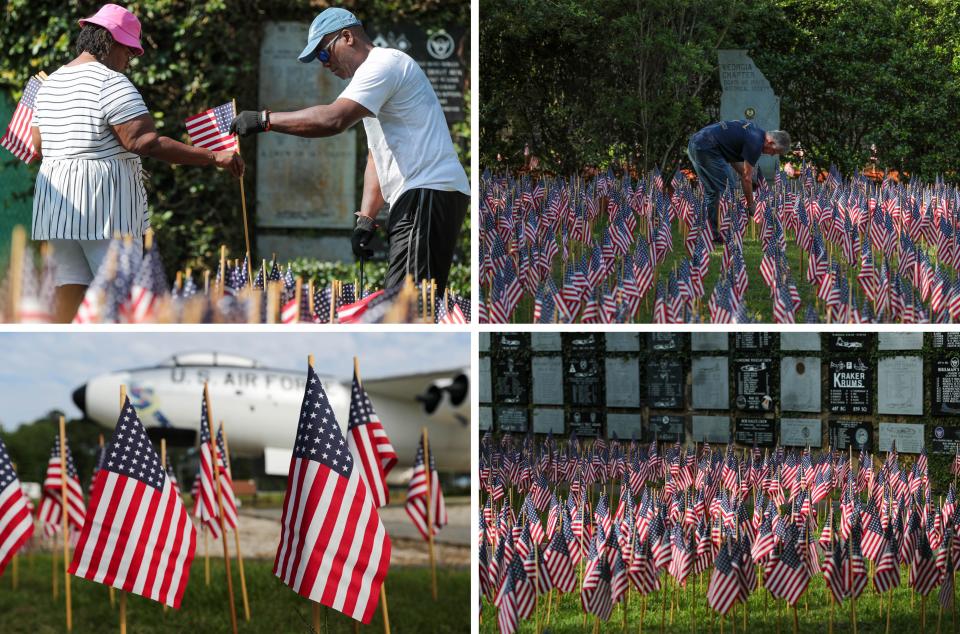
[27,3,244,322]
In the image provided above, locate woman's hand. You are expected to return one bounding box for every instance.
[214,151,244,178]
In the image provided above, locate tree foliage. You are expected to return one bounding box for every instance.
[1,0,469,277]
[481,0,960,180]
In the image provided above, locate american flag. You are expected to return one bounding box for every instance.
[0,438,33,575]
[872,532,900,593]
[405,434,448,540]
[69,396,197,608]
[41,435,86,532]
[347,368,397,507]
[192,391,226,539]
[185,102,239,152]
[543,520,576,592]
[273,363,390,623]
[214,424,239,530]
[706,541,743,615]
[123,247,168,323]
[0,75,41,163]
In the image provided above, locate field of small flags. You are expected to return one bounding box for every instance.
[0,227,470,324]
[479,166,960,323]
[479,432,960,633]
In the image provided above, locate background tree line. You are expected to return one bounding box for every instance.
[480,0,960,180]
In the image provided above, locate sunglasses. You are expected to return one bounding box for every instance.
[317,31,343,64]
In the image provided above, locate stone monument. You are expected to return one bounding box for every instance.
[718,50,781,179]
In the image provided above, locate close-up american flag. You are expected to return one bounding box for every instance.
[69,396,196,608]
[185,102,239,153]
[273,363,391,624]
[0,75,41,163]
[347,367,397,508]
[0,438,33,576]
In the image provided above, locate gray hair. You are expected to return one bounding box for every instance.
[767,130,791,154]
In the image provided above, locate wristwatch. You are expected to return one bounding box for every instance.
[261,110,272,132]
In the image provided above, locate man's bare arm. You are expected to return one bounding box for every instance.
[269,99,372,138]
[731,161,755,207]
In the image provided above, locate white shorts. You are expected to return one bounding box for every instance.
[47,239,143,287]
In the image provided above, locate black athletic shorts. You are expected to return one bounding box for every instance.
[384,187,469,296]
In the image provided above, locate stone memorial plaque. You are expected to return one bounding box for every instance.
[533,408,564,434]
[780,418,822,448]
[780,356,821,412]
[878,422,924,454]
[734,357,774,411]
[648,415,686,442]
[829,333,873,353]
[564,336,603,407]
[479,406,492,431]
[532,357,564,405]
[780,333,821,351]
[605,357,641,408]
[735,333,773,350]
[532,333,562,351]
[258,23,355,233]
[877,356,923,415]
[933,333,960,349]
[494,354,529,405]
[568,409,603,437]
[607,413,642,442]
[479,333,490,352]
[718,50,780,178]
[692,416,731,443]
[932,425,960,455]
[646,358,685,409]
[368,24,468,123]
[479,357,492,402]
[828,420,873,452]
[878,333,923,350]
[692,333,728,351]
[648,333,682,352]
[496,332,529,351]
[497,407,528,433]
[692,356,729,409]
[935,355,960,415]
[606,333,640,352]
[735,418,775,447]
[828,357,871,414]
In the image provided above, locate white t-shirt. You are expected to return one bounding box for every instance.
[339,47,469,205]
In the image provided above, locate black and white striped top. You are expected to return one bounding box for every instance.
[31,62,150,240]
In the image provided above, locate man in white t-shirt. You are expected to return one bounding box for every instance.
[231,8,470,297]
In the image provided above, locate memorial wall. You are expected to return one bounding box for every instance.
[479,332,960,455]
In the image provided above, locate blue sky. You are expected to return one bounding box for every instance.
[0,332,469,429]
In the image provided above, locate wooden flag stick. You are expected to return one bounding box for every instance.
[8,226,25,322]
[118,386,127,634]
[220,421,250,621]
[205,525,210,586]
[230,99,253,280]
[206,383,238,634]
[219,245,227,298]
[422,426,438,600]
[58,415,72,631]
[312,601,321,633]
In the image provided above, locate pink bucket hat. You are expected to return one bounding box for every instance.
[78,4,144,56]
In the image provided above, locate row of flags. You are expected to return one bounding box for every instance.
[479,165,960,324]
[1,231,470,324]
[0,361,448,623]
[480,430,960,633]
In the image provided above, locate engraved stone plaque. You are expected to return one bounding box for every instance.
[735,418,775,447]
[648,415,686,442]
[878,422,924,454]
[933,333,960,349]
[533,408,564,434]
[734,357,774,411]
[646,358,684,409]
[532,356,564,405]
[935,355,960,415]
[568,409,603,437]
[780,356,821,412]
[692,356,729,409]
[479,357,491,402]
[780,333,821,351]
[692,416,731,443]
[829,420,873,452]
[877,356,923,415]
[735,333,773,350]
[780,418,822,447]
[605,333,640,352]
[532,333,562,351]
[931,425,960,455]
[648,333,682,352]
[479,406,492,431]
[828,357,871,414]
[692,333,729,351]
[878,333,923,350]
[607,413,642,442]
[479,333,490,352]
[497,407,528,433]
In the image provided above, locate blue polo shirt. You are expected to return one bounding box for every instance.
[691,120,765,166]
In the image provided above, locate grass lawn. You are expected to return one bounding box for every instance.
[0,554,468,633]
[508,230,831,324]
[481,565,954,632]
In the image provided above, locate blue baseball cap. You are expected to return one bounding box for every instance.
[298,8,362,63]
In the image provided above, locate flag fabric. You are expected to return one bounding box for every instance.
[405,434,448,540]
[707,541,743,615]
[41,436,86,531]
[0,75,41,162]
[273,363,391,623]
[0,438,33,576]
[192,394,224,539]
[185,102,239,152]
[214,424,239,531]
[347,369,397,508]
[69,397,197,608]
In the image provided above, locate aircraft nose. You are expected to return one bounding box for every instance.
[72,384,87,416]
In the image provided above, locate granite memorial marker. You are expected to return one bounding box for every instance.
[648,415,686,442]
[780,356,821,413]
[648,333,683,352]
[646,358,685,409]
[935,355,960,415]
[735,418,775,447]
[878,422,924,454]
[878,333,923,350]
[692,333,729,351]
[780,418,822,448]
[734,357,774,411]
[692,416,731,443]
[533,408,564,435]
[735,333,773,351]
[828,420,873,452]
[605,357,641,408]
[932,425,960,455]
[532,356,564,405]
[828,358,871,414]
[718,49,780,179]
[692,356,730,409]
[780,333,821,351]
[877,356,923,415]
[497,407,528,433]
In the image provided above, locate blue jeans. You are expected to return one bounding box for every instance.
[687,139,736,237]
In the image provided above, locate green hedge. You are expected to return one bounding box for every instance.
[287,258,470,297]
[2,0,469,281]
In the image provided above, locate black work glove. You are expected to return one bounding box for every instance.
[230,110,267,137]
[352,215,376,259]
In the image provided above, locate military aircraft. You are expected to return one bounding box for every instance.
[72,352,470,476]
